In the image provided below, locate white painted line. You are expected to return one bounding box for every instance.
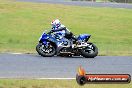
[11,53,23,55]
[3,52,23,55]
[36,78,76,80]
[0,77,75,80]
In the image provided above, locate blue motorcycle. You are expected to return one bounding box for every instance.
[36,30,98,58]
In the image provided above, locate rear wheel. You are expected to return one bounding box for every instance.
[81,43,98,58]
[36,43,56,57]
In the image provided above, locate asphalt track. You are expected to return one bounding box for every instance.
[0,53,132,78]
[17,0,132,9]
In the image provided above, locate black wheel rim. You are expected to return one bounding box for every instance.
[39,43,55,55]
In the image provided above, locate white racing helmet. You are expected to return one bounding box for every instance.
[51,19,61,29]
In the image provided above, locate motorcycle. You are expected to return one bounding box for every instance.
[36,30,98,58]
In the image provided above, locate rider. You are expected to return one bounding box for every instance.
[49,19,77,47]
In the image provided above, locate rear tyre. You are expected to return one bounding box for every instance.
[81,43,98,58]
[36,43,56,57]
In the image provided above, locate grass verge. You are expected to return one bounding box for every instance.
[0,79,131,88]
[0,0,132,55]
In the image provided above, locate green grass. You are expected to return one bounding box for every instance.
[0,0,132,55]
[0,79,131,88]
[96,0,109,2]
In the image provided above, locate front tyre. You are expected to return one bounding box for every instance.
[36,43,56,57]
[81,43,98,58]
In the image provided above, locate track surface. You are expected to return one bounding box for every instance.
[17,0,132,9]
[0,53,132,78]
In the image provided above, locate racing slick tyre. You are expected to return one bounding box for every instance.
[36,43,56,57]
[81,43,98,58]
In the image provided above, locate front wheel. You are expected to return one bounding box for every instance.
[81,43,98,58]
[36,43,56,57]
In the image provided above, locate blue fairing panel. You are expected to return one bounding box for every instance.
[78,34,91,41]
[39,33,58,45]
